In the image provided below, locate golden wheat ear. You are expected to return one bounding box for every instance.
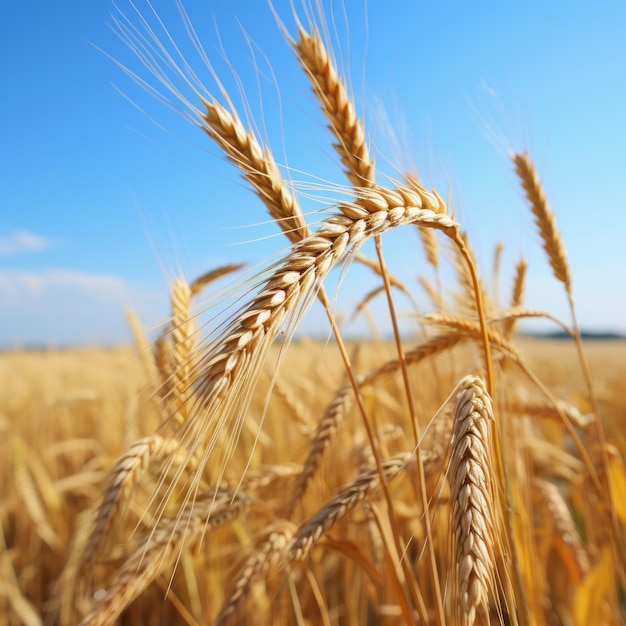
[78,487,250,626]
[160,266,244,432]
[512,151,571,293]
[502,257,527,339]
[449,375,497,626]
[199,97,311,244]
[69,436,185,585]
[288,383,353,514]
[216,521,296,625]
[513,150,617,554]
[287,453,411,564]
[177,186,458,481]
[292,25,375,187]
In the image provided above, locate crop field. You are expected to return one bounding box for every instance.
[2,336,625,625]
[2,2,625,625]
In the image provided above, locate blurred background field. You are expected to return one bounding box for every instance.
[2,335,625,624]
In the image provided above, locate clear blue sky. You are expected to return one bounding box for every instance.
[2,1,625,346]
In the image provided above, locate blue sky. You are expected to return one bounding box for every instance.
[1,1,625,347]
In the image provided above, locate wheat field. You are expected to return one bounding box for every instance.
[2,2,625,625]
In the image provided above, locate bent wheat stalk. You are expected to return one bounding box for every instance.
[182,186,457,487]
[513,151,619,568]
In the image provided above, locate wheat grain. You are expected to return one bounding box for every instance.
[406,173,440,269]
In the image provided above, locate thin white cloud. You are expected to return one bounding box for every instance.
[0,230,53,255]
[0,269,165,346]
[0,269,130,305]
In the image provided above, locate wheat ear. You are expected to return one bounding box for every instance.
[511,398,593,429]
[421,312,520,361]
[535,478,590,582]
[76,435,182,576]
[449,375,496,626]
[200,98,310,243]
[79,487,250,626]
[288,383,353,513]
[291,332,468,510]
[182,187,456,484]
[125,308,158,381]
[161,266,245,429]
[287,454,410,564]
[189,263,245,298]
[513,152,614,537]
[11,436,63,553]
[512,151,571,292]
[166,276,195,428]
[503,257,527,339]
[216,521,296,625]
[270,374,313,429]
[293,26,374,187]
[201,94,408,290]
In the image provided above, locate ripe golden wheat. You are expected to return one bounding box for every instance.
[1,3,624,626]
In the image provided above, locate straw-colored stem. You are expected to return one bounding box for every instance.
[374,236,445,625]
